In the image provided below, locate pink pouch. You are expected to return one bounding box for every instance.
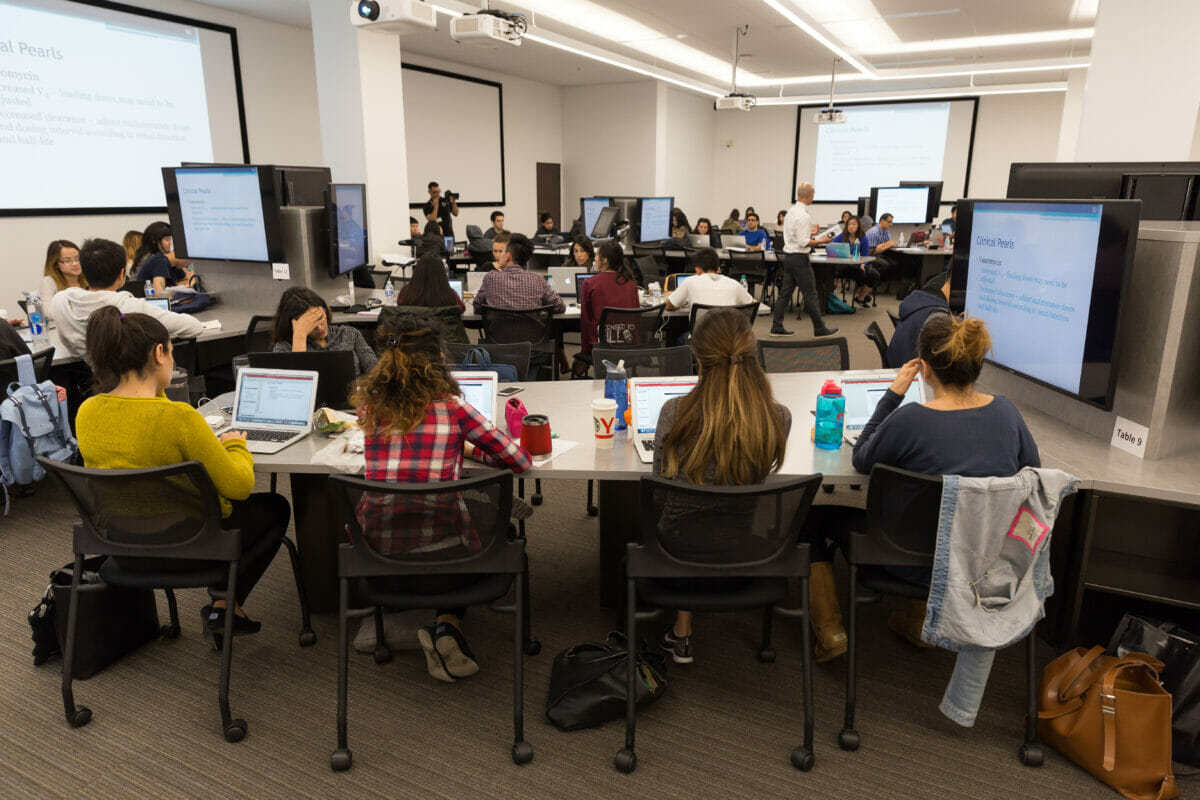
[505,397,529,437]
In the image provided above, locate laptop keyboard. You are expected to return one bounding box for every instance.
[640,439,654,451]
[245,429,299,443]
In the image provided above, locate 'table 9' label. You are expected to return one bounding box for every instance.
[1110,416,1149,459]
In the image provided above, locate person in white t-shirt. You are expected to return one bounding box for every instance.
[664,248,754,311]
[770,182,838,338]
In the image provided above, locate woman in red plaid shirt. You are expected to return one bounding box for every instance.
[351,313,532,683]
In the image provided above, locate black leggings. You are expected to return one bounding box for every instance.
[220,492,290,605]
[801,504,865,562]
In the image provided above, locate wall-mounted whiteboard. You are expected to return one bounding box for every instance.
[402,64,505,207]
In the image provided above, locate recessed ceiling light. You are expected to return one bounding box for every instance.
[882,8,960,19]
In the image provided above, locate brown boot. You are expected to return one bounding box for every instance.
[808,561,847,663]
[888,598,934,649]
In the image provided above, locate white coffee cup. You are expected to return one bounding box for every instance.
[592,397,617,448]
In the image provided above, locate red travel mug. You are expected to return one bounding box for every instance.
[521,414,553,456]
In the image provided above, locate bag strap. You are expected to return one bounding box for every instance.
[464,347,492,368]
[1057,646,1107,702]
[15,354,34,387]
[1099,661,1166,772]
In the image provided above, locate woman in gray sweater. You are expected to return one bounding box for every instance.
[270,287,378,375]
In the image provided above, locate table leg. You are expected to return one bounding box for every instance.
[598,479,640,608]
[289,472,343,613]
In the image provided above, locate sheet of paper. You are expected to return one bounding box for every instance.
[531,439,579,466]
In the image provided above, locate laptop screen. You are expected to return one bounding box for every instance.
[841,376,924,429]
[632,378,698,435]
[451,371,497,423]
[444,236,454,252]
[234,371,317,428]
[448,279,463,300]
[575,273,594,291]
[146,297,171,312]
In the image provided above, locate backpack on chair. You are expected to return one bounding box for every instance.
[0,354,79,512]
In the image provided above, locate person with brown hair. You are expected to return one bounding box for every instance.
[394,253,468,344]
[40,239,88,305]
[133,221,196,294]
[351,312,532,682]
[75,306,288,636]
[653,307,790,663]
[270,286,378,374]
[121,230,142,277]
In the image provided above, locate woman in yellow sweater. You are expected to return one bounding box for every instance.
[75,306,288,637]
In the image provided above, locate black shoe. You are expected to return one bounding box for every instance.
[206,605,262,636]
[814,326,839,337]
[769,326,795,337]
[660,629,693,664]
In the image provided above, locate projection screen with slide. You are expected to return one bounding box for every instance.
[794,99,978,204]
[0,0,248,215]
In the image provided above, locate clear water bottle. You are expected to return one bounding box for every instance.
[144,280,155,298]
[740,274,750,293]
[24,292,48,345]
[383,278,395,305]
[347,274,356,306]
[815,378,844,450]
[852,240,861,259]
[602,358,628,431]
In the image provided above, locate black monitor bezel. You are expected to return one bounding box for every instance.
[949,198,1141,411]
[162,165,285,263]
[591,206,619,239]
[899,180,945,223]
[1120,172,1199,221]
[870,185,931,224]
[635,196,675,244]
[326,182,369,278]
[582,197,612,237]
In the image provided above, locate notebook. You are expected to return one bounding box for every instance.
[219,368,319,454]
[629,376,699,463]
[451,370,498,423]
[840,372,925,445]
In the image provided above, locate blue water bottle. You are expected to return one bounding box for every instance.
[815,379,844,450]
[603,359,628,431]
[852,240,861,259]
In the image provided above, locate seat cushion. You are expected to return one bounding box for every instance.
[356,572,514,611]
[636,576,789,612]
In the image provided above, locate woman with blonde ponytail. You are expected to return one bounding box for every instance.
[653,308,790,664]
[351,312,531,683]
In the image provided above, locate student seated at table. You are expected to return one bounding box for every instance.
[562,235,594,269]
[134,221,197,295]
[887,271,950,368]
[484,210,505,240]
[40,239,88,309]
[671,208,692,239]
[394,253,468,344]
[352,312,532,682]
[572,241,640,377]
[740,212,771,251]
[537,212,564,241]
[831,215,880,306]
[76,306,288,636]
[472,233,565,314]
[693,218,720,247]
[664,248,754,312]
[53,238,204,358]
[654,308,790,663]
[270,287,378,374]
[720,209,741,234]
[415,220,449,259]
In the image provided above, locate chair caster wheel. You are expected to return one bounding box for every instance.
[67,706,92,728]
[838,729,860,751]
[299,630,317,647]
[614,748,637,773]
[1019,743,1043,767]
[525,639,542,656]
[791,747,815,771]
[373,647,392,664]
[224,719,247,743]
[160,624,181,639]
[758,648,776,664]
[331,748,353,771]
[586,504,598,517]
[531,494,543,506]
[511,741,534,765]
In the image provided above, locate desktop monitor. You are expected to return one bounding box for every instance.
[857,196,872,220]
[591,206,619,239]
[870,186,930,225]
[326,183,368,278]
[637,197,674,243]
[162,166,285,262]
[582,197,612,238]
[1007,161,1200,201]
[1119,173,1199,221]
[899,180,944,223]
[950,198,1141,410]
[277,166,333,206]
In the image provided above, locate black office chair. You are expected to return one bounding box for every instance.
[444,342,532,382]
[592,346,693,380]
[663,244,690,276]
[632,244,668,277]
[0,347,54,384]
[727,250,772,304]
[479,305,559,381]
[245,314,275,355]
[39,458,315,743]
[864,322,889,368]
[634,255,667,292]
[757,337,849,373]
[615,474,823,773]
[826,465,1043,765]
[689,302,757,332]
[596,305,666,349]
[328,471,534,770]
[886,310,901,330]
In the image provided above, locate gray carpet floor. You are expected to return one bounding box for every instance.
[3,294,1192,799]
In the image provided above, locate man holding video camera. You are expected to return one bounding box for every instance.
[423,180,459,239]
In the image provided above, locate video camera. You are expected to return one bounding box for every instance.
[444,190,460,202]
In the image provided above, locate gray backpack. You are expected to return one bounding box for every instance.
[0,355,78,512]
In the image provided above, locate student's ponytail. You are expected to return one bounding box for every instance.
[917,314,992,389]
[597,241,635,285]
[85,306,171,392]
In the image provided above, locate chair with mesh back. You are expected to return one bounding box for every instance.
[614,474,823,774]
[886,310,900,330]
[632,244,667,273]
[328,470,534,770]
[245,314,275,355]
[634,255,667,291]
[592,346,693,380]
[664,244,691,276]
[864,321,889,368]
[597,306,665,349]
[757,338,849,373]
[37,458,315,743]
[0,347,54,384]
[826,465,1043,766]
[479,305,559,381]
[689,301,758,333]
[727,250,772,304]
[444,342,532,382]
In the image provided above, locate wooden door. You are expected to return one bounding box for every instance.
[536,162,562,233]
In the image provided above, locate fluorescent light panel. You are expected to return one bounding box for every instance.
[754,82,1068,105]
[856,27,1094,55]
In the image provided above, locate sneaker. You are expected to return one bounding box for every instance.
[660,629,693,664]
[417,624,456,683]
[434,622,480,679]
[769,326,795,337]
[205,605,261,636]
[813,326,839,337]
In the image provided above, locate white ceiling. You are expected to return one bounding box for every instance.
[191,0,1094,98]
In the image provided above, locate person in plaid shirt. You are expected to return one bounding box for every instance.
[351,312,531,683]
[472,232,566,314]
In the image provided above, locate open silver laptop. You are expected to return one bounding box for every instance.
[450,371,498,423]
[841,372,925,445]
[687,233,709,248]
[720,233,746,249]
[465,271,489,295]
[220,368,319,454]
[546,266,584,297]
[629,376,699,463]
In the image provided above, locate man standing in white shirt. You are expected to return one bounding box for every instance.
[771,182,837,337]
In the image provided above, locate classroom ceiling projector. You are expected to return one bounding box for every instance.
[350,0,436,31]
[814,108,846,124]
[715,93,757,111]
[449,8,532,47]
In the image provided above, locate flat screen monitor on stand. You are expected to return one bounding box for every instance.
[162,165,286,262]
[637,196,674,243]
[326,183,368,278]
[870,186,931,224]
[899,180,944,223]
[582,197,612,239]
[591,206,619,239]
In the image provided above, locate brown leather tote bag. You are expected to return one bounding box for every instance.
[1038,645,1179,800]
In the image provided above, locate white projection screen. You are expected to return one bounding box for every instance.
[402,64,505,208]
[794,99,978,203]
[0,0,249,215]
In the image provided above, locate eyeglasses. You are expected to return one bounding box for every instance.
[57,257,81,265]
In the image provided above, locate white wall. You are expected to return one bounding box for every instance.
[967,92,1065,200]
[0,0,322,311]
[660,87,716,229]
[400,53,562,239]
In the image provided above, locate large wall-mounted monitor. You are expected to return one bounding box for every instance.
[1120,173,1199,221]
[1007,161,1200,201]
[582,197,612,240]
[327,183,368,277]
[162,166,285,263]
[637,197,674,243]
[899,180,945,222]
[870,186,931,224]
[950,199,1141,410]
